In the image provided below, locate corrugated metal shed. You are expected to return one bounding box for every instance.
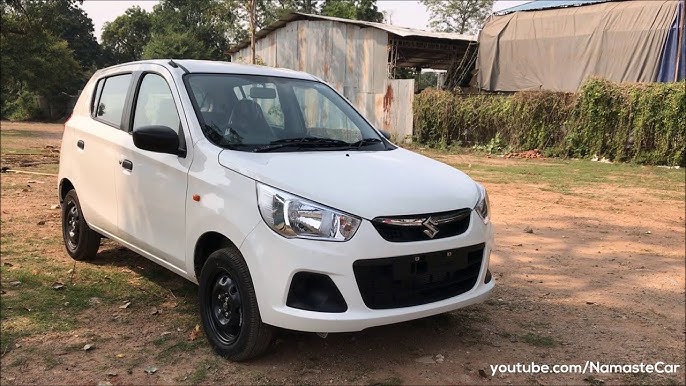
[495,0,615,15]
[228,12,475,54]
[229,13,477,141]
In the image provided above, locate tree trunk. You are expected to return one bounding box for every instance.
[249,0,256,64]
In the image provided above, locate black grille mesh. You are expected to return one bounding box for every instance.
[353,243,484,309]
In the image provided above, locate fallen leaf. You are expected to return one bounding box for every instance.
[119,301,131,309]
[189,324,200,341]
[160,331,172,336]
[83,344,94,351]
[150,307,159,316]
[106,371,118,377]
[116,353,125,358]
[52,282,65,290]
[9,281,21,286]
[144,366,157,375]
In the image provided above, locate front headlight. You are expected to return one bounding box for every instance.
[256,182,361,241]
[474,183,490,224]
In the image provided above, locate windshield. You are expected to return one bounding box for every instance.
[185,74,391,152]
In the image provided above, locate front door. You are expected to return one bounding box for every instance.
[114,69,192,270]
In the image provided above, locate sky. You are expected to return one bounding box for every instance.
[81,0,530,41]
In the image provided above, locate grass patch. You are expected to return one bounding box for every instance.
[0,234,195,355]
[416,148,685,196]
[521,333,556,347]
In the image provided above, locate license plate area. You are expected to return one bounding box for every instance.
[353,243,485,309]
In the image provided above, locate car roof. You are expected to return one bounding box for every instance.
[100,59,319,81]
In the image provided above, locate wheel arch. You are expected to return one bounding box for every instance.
[193,231,238,281]
[59,178,75,203]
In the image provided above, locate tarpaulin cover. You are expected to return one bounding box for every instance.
[478,0,681,92]
[657,1,685,82]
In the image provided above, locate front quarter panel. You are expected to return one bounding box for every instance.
[184,140,262,282]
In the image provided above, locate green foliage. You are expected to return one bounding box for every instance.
[142,31,214,60]
[2,91,41,121]
[1,3,84,121]
[148,0,238,61]
[320,0,383,22]
[101,6,152,64]
[413,79,686,166]
[420,0,494,34]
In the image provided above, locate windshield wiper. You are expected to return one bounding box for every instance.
[348,137,383,149]
[253,137,350,153]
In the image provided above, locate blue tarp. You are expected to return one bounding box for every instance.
[495,0,614,15]
[657,1,686,82]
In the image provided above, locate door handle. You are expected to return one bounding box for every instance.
[119,159,133,171]
[77,140,84,149]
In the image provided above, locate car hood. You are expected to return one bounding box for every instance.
[217,148,479,219]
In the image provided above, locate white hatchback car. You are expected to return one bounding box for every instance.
[58,59,494,360]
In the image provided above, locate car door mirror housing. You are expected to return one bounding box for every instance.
[132,125,182,156]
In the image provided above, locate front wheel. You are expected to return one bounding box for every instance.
[199,247,274,361]
[61,189,100,261]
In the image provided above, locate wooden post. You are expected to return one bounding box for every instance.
[249,0,256,64]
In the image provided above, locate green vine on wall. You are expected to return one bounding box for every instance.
[413,78,685,166]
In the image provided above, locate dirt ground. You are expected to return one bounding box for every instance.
[1,121,684,385]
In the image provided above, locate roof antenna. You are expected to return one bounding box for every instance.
[168,59,189,74]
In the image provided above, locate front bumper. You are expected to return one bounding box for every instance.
[239,212,494,333]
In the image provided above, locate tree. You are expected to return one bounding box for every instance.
[420,0,493,34]
[320,0,383,22]
[101,6,152,64]
[1,0,87,120]
[148,0,240,60]
[142,31,213,59]
[10,0,103,69]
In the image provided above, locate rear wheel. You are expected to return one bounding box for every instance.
[61,190,100,261]
[199,247,274,361]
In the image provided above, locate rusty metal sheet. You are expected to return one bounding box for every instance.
[374,79,414,141]
[329,23,346,91]
[345,24,361,93]
[276,22,298,68]
[297,21,308,72]
[370,28,388,94]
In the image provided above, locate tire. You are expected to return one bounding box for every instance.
[199,247,274,361]
[61,189,101,261]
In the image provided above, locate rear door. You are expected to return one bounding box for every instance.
[114,67,192,270]
[72,73,133,235]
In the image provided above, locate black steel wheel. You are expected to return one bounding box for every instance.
[208,272,243,345]
[61,190,100,261]
[199,247,274,361]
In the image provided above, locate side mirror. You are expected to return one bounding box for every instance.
[132,125,182,156]
[379,130,391,140]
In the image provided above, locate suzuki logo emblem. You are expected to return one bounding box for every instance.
[422,217,440,239]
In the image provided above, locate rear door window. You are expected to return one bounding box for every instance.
[94,74,132,128]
